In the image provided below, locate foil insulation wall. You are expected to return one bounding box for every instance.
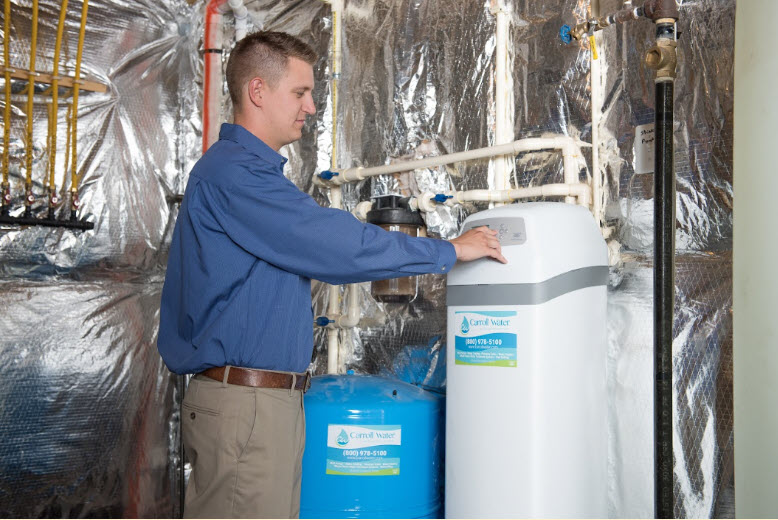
[0,0,202,514]
[0,278,178,517]
[0,0,733,518]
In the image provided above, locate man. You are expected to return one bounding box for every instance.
[158,31,506,519]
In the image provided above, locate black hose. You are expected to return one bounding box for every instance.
[653,77,675,519]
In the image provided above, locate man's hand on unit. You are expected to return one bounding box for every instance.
[449,226,508,264]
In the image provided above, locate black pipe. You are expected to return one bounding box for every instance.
[0,214,94,230]
[0,188,8,217]
[653,76,675,518]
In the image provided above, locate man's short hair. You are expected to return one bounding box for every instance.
[226,31,318,110]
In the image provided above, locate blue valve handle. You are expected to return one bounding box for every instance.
[315,316,334,327]
[318,170,339,180]
[430,194,453,203]
[560,24,573,45]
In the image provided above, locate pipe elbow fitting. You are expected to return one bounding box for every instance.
[568,183,593,207]
[353,201,373,221]
[337,312,360,328]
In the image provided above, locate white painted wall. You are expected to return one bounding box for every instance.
[733,1,778,517]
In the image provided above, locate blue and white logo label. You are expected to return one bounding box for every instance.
[460,316,470,335]
[454,310,518,367]
[326,424,402,476]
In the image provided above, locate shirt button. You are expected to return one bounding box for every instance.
[190,412,196,420]
[441,265,447,271]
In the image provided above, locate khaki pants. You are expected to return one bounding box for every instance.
[182,373,306,519]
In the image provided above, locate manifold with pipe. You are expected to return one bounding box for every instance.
[0,0,100,230]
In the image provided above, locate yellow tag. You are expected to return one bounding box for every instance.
[589,35,598,60]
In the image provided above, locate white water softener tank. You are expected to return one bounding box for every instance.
[446,202,608,519]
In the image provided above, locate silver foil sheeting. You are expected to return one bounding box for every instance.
[0,0,733,517]
[0,278,180,517]
[0,0,199,514]
[607,252,733,517]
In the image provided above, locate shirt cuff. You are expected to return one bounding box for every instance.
[436,240,458,274]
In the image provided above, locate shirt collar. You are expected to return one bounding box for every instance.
[218,123,288,169]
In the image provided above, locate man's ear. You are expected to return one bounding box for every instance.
[247,77,264,108]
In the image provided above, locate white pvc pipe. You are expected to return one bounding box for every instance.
[562,147,578,204]
[590,40,602,220]
[490,0,514,203]
[326,329,339,374]
[325,0,344,374]
[228,0,248,41]
[325,196,341,374]
[321,283,372,329]
[336,283,361,328]
[416,182,592,209]
[322,284,361,328]
[512,183,591,206]
[329,184,342,209]
[319,137,588,185]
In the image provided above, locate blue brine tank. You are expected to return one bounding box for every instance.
[300,374,444,518]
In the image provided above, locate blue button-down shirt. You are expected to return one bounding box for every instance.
[158,124,457,374]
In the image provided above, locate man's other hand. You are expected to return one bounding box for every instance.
[449,226,508,264]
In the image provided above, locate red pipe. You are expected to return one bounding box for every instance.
[203,0,228,154]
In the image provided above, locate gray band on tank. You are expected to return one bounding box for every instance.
[446,265,608,306]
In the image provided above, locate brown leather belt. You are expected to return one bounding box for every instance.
[201,366,311,393]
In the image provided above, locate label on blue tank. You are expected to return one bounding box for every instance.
[454,310,518,367]
[325,424,402,476]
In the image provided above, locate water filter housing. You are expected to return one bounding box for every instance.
[445,202,608,518]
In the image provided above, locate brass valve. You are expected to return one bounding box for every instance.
[645,39,677,80]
